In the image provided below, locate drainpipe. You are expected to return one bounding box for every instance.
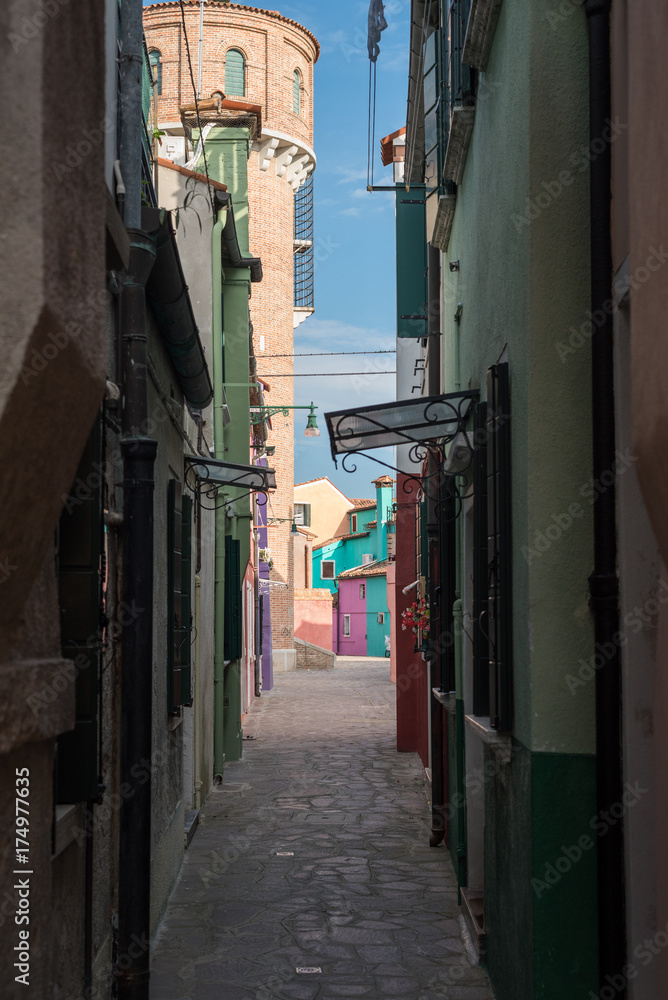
[212,212,226,779]
[117,230,157,1000]
[427,244,446,846]
[584,0,625,989]
[117,3,157,998]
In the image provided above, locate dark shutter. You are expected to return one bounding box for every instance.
[56,416,103,803]
[439,476,458,693]
[224,536,242,660]
[472,401,490,716]
[302,503,311,528]
[167,479,183,714]
[181,495,193,707]
[487,364,512,731]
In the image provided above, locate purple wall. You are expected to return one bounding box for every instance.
[335,578,367,656]
[257,485,274,691]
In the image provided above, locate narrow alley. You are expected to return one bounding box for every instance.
[149,659,495,1000]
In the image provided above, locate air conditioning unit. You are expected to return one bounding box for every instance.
[362,554,374,565]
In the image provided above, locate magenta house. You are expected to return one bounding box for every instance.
[335,577,368,655]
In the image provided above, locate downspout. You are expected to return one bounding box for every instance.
[117,2,157,999]
[584,0,626,988]
[427,244,446,847]
[212,211,226,780]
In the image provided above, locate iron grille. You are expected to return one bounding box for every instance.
[294,174,314,310]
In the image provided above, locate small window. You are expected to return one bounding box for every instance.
[359,584,365,599]
[343,614,351,637]
[149,49,162,95]
[294,502,311,527]
[225,48,246,97]
[377,612,385,624]
[293,68,302,114]
[351,513,357,532]
[321,560,335,580]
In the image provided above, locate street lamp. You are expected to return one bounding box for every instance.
[304,402,320,437]
[250,402,320,437]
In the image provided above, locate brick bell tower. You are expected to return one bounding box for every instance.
[143,2,319,672]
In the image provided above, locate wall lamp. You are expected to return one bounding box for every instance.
[250,402,319,437]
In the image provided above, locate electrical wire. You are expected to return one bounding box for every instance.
[178,0,216,213]
[259,371,397,377]
[260,350,396,358]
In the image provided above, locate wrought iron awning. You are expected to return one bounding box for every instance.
[325,392,477,461]
[325,392,479,513]
[185,457,277,492]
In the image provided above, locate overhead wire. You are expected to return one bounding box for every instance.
[178,0,216,213]
[260,350,396,358]
[259,372,397,377]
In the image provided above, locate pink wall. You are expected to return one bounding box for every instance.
[294,589,333,650]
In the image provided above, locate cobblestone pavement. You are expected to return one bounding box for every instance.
[149,657,496,1000]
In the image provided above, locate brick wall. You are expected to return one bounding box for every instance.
[295,638,336,671]
[143,2,318,653]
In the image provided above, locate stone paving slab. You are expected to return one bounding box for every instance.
[150,658,495,1000]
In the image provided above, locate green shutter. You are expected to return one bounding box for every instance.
[167,479,184,714]
[224,536,242,660]
[396,192,427,338]
[302,503,311,527]
[293,69,301,113]
[472,401,490,716]
[439,476,458,693]
[181,496,193,706]
[225,49,245,97]
[487,363,512,731]
[56,415,103,803]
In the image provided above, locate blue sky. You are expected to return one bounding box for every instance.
[144,1,410,499]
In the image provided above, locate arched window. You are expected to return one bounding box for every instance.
[225,49,245,97]
[148,49,162,95]
[293,68,302,114]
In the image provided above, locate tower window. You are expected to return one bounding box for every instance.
[293,68,301,114]
[149,49,162,95]
[225,49,246,97]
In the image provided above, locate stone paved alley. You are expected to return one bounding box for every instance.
[149,658,496,1000]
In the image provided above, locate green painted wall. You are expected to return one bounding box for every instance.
[442,0,594,752]
[436,0,598,995]
[205,127,253,763]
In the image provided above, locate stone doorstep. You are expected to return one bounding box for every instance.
[459,888,485,963]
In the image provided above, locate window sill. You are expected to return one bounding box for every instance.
[443,106,476,185]
[463,0,504,72]
[464,714,512,764]
[432,688,456,714]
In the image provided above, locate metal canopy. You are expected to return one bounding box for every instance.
[325,391,477,461]
[185,457,277,492]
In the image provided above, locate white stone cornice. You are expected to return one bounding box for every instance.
[252,127,316,191]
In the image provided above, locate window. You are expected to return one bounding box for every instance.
[168,481,194,712]
[359,584,366,599]
[377,612,385,624]
[294,502,311,527]
[225,48,245,97]
[343,614,351,637]
[351,513,357,532]
[321,560,335,580]
[293,68,302,114]
[149,49,162,95]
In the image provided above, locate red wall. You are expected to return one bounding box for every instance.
[395,474,429,766]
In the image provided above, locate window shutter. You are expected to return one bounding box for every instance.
[181,495,193,707]
[224,536,242,660]
[472,401,490,716]
[225,49,245,97]
[487,363,512,731]
[167,479,184,714]
[438,475,457,692]
[293,69,301,114]
[302,502,311,527]
[56,415,103,803]
[258,594,264,657]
